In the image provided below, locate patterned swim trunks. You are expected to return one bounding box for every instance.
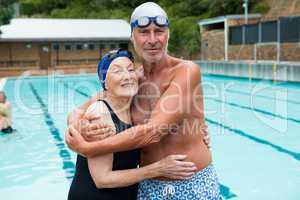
[137,164,221,200]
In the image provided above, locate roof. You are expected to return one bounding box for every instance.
[198,14,262,26]
[0,18,131,42]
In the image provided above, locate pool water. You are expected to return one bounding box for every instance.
[0,73,299,200]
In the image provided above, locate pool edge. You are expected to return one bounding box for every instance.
[0,78,7,91]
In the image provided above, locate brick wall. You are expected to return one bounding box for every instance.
[201,30,225,60]
[224,43,300,62]
[228,18,260,26]
[281,43,300,61]
[228,45,254,60]
[257,44,277,60]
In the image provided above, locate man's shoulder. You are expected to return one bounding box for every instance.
[171,59,201,79]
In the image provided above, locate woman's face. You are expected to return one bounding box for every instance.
[105,57,138,97]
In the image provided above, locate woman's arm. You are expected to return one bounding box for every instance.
[88,154,197,189]
[84,100,152,188]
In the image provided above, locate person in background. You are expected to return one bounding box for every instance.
[0,91,13,134]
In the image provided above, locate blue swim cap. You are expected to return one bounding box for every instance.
[97,49,134,90]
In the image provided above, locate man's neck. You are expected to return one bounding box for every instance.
[143,55,169,78]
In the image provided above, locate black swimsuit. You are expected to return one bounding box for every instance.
[68,100,140,200]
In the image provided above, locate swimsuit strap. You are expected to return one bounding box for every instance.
[97,99,128,126]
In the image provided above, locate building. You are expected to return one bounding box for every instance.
[198,14,261,61]
[199,14,300,62]
[197,14,300,82]
[0,18,131,74]
[198,0,300,62]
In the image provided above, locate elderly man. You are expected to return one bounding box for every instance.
[66,2,220,199]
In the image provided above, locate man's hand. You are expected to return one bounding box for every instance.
[202,124,211,149]
[77,117,115,142]
[65,121,115,157]
[65,125,89,156]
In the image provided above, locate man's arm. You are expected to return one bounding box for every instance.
[66,91,114,142]
[66,62,204,157]
[67,92,101,126]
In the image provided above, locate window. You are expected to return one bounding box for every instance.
[229,26,243,45]
[83,43,89,50]
[65,44,72,51]
[52,43,59,50]
[119,43,128,50]
[245,24,258,44]
[100,44,106,49]
[88,44,95,50]
[25,44,32,49]
[76,44,83,50]
[261,21,277,43]
[280,16,300,42]
[110,43,116,49]
[228,16,300,45]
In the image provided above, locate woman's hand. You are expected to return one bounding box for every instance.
[154,154,197,180]
[202,124,211,149]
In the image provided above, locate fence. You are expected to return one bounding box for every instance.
[196,60,300,82]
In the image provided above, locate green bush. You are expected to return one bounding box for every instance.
[251,1,270,14]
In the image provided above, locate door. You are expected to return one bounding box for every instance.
[39,43,51,69]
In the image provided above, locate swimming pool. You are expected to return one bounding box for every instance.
[0,73,299,200]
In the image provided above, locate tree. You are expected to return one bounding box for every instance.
[0,0,16,26]
[19,0,70,16]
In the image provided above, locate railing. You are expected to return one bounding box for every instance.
[0,60,39,68]
[195,60,300,82]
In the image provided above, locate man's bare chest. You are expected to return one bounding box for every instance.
[131,79,169,125]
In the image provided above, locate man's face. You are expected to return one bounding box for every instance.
[131,24,169,63]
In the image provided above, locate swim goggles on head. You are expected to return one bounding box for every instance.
[97,49,134,89]
[131,15,169,29]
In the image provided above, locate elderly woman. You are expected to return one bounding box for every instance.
[67,49,197,200]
